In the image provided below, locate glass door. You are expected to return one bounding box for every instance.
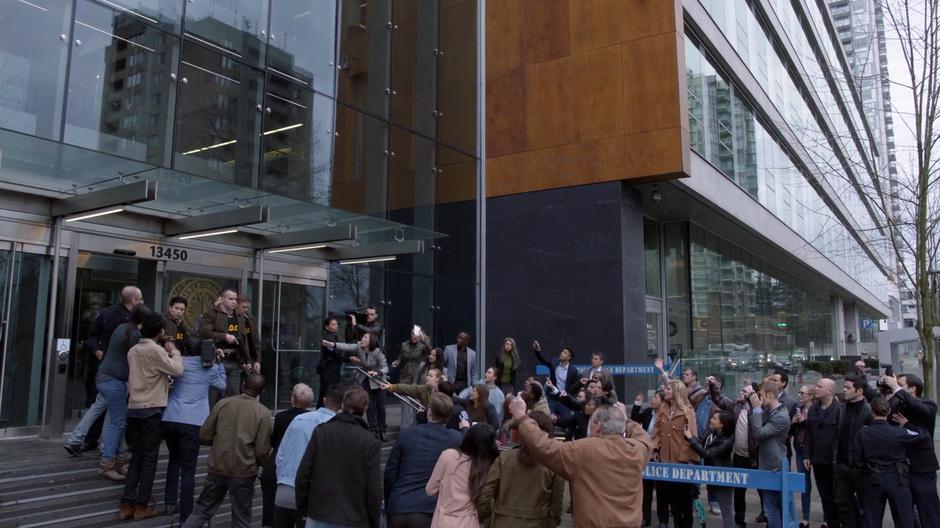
[0,243,59,430]
[256,277,326,411]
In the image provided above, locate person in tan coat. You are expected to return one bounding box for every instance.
[508,394,652,528]
[653,379,699,528]
[478,411,563,528]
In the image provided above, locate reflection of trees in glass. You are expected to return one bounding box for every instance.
[329,262,370,312]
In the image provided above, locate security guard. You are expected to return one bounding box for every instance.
[854,397,929,528]
[164,296,193,353]
[198,288,249,397]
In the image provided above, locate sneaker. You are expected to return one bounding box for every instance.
[710,504,722,515]
[113,454,128,476]
[118,501,135,521]
[98,458,125,482]
[63,443,83,457]
[133,505,159,520]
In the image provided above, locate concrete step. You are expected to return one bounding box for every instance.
[0,427,400,528]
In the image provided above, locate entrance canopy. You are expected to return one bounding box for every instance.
[0,128,443,261]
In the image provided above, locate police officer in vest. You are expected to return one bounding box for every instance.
[198,288,249,397]
[164,296,194,354]
[854,397,929,528]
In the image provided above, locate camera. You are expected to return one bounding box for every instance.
[877,364,894,394]
[200,339,217,368]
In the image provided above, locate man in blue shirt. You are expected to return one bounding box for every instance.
[273,384,343,527]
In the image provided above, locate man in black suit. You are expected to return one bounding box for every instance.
[533,340,580,421]
[885,373,940,528]
[384,393,463,528]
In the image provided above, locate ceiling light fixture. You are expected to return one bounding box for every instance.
[178,228,238,240]
[263,123,304,136]
[64,207,125,222]
[181,139,237,156]
[267,243,327,254]
[338,256,397,265]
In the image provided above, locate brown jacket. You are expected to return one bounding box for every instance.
[653,401,700,464]
[198,305,249,363]
[478,448,563,528]
[517,416,652,528]
[127,339,183,409]
[199,394,272,478]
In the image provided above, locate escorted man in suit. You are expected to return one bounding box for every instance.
[384,393,463,528]
[442,331,477,394]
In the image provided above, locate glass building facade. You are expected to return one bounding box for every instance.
[0,0,480,433]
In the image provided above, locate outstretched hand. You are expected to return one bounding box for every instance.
[509,393,528,420]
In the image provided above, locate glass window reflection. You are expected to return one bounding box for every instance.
[99,0,183,34]
[390,0,438,137]
[332,103,389,214]
[65,0,178,165]
[267,0,337,96]
[0,0,72,139]
[437,0,477,154]
[337,0,391,117]
[184,0,268,67]
[174,40,263,187]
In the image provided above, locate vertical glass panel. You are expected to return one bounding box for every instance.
[261,73,319,201]
[707,69,734,178]
[731,91,757,196]
[644,220,661,297]
[65,0,179,165]
[390,0,438,137]
[267,0,337,96]
[331,103,389,214]
[437,0,476,154]
[174,40,263,187]
[183,0,268,67]
[646,311,662,358]
[102,0,183,33]
[434,143,477,281]
[272,282,325,410]
[685,38,706,155]
[1,253,51,427]
[0,0,71,139]
[337,0,391,117]
[664,222,689,300]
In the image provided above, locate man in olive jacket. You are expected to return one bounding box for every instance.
[183,374,271,528]
[198,288,249,396]
[296,385,381,528]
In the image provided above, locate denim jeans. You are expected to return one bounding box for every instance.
[96,375,128,459]
[762,490,782,528]
[66,393,107,446]
[162,421,201,522]
[794,446,813,522]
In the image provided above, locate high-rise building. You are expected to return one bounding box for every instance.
[0,0,482,437]
[485,0,901,395]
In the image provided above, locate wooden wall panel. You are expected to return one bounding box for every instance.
[486,0,690,198]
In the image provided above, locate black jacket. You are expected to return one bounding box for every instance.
[836,398,873,465]
[318,330,344,376]
[687,431,734,467]
[855,419,931,470]
[558,394,592,439]
[296,413,381,528]
[534,348,580,393]
[805,400,842,465]
[631,405,655,431]
[384,423,463,514]
[260,407,308,481]
[890,389,939,471]
[85,303,132,353]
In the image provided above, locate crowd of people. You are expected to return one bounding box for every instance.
[64,286,940,528]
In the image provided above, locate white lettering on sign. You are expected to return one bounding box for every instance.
[645,465,750,486]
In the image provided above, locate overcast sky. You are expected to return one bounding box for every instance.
[882,2,920,171]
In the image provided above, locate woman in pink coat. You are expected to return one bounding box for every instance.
[426,423,499,528]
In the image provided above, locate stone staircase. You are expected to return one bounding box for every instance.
[0,421,400,527]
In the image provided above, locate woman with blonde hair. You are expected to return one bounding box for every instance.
[653,379,699,528]
[792,384,815,528]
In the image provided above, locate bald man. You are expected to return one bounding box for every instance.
[66,285,144,455]
[803,378,841,528]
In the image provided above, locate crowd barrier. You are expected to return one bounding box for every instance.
[643,458,806,528]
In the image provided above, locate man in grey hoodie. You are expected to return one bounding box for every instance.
[748,381,791,528]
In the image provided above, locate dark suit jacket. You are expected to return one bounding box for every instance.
[534,349,580,393]
[630,404,654,430]
[890,389,939,471]
[296,413,381,527]
[384,422,462,514]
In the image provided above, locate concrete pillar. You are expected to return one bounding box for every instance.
[843,301,860,357]
[832,296,846,358]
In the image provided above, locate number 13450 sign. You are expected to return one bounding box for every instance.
[149,245,188,261]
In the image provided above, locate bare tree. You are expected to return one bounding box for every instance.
[329,261,370,310]
[878,0,940,395]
